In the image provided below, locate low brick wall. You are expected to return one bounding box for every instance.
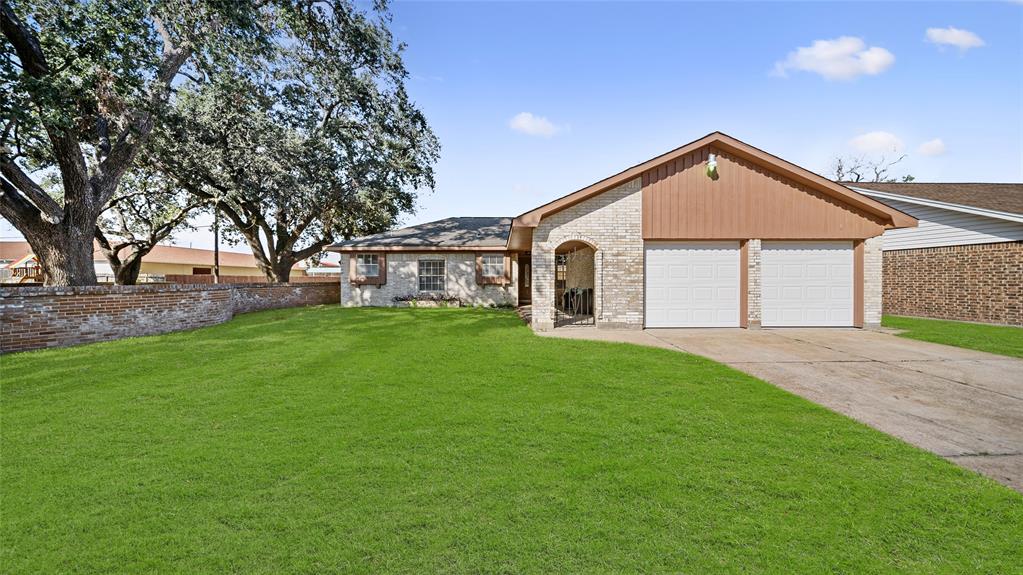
[883,241,1023,326]
[0,282,340,354]
[166,274,338,284]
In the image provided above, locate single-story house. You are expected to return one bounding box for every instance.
[848,183,1023,327]
[328,132,917,330]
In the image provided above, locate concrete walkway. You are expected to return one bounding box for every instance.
[539,326,1023,492]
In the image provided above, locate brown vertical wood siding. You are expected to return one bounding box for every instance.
[642,146,888,240]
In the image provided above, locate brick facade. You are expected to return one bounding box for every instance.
[864,236,883,326]
[340,252,516,307]
[747,239,762,324]
[882,241,1023,326]
[532,178,644,330]
[0,282,340,354]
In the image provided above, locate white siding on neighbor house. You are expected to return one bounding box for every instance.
[878,198,1023,251]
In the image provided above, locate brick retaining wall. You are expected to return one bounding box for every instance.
[883,241,1023,326]
[0,282,340,354]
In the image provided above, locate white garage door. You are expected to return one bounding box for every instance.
[762,241,853,327]
[645,242,740,328]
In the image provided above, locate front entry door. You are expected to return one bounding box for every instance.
[518,256,531,304]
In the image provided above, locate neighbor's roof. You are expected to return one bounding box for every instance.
[0,240,263,268]
[327,217,512,251]
[142,244,260,268]
[845,183,1023,217]
[0,241,31,261]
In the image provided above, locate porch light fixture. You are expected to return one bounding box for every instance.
[706,154,718,179]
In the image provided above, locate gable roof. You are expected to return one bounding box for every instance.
[510,132,916,240]
[845,183,1023,218]
[327,217,512,252]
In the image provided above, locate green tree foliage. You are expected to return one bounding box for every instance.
[0,0,279,285]
[155,2,439,282]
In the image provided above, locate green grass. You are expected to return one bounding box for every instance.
[3,307,1021,573]
[883,314,1023,358]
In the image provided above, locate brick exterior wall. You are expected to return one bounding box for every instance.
[864,236,883,326]
[340,252,516,307]
[747,239,762,324]
[532,178,644,330]
[0,282,340,354]
[882,241,1023,326]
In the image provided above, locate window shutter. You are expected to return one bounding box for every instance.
[475,252,484,285]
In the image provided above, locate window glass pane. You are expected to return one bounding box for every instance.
[418,259,445,291]
[356,254,379,276]
[482,254,503,277]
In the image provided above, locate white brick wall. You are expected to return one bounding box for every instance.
[340,252,517,307]
[531,178,644,330]
[747,239,761,324]
[864,236,883,326]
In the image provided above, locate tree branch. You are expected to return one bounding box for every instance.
[0,159,63,222]
[0,0,50,78]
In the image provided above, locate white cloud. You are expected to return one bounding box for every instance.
[508,112,562,137]
[772,36,895,81]
[926,26,985,51]
[918,138,946,156]
[849,131,904,154]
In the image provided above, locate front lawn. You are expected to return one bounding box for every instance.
[3,307,1021,573]
[883,314,1023,358]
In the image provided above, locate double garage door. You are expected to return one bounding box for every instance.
[644,241,853,328]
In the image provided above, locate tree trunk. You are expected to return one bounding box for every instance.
[22,227,98,286]
[113,255,144,285]
[269,258,294,283]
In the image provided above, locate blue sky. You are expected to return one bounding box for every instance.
[392,0,1023,228]
[4,1,1020,252]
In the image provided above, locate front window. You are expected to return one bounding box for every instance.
[418,259,446,291]
[481,254,504,278]
[356,254,380,277]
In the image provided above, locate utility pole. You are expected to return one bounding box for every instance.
[213,204,221,284]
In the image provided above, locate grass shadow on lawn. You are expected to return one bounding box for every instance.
[3,306,1022,573]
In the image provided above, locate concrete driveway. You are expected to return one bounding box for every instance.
[540,327,1023,492]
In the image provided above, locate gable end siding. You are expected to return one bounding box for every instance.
[642,146,888,240]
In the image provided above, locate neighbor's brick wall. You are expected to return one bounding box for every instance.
[0,282,340,354]
[340,252,516,307]
[532,178,644,330]
[882,241,1023,326]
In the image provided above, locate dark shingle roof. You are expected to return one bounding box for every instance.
[846,183,1023,216]
[330,217,512,249]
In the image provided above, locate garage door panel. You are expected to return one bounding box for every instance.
[645,242,740,328]
[762,241,853,327]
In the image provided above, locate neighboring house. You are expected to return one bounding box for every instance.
[0,241,271,283]
[300,260,342,277]
[330,132,916,331]
[849,183,1023,326]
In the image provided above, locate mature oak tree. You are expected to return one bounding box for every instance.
[0,0,277,285]
[155,3,439,282]
[94,164,203,285]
